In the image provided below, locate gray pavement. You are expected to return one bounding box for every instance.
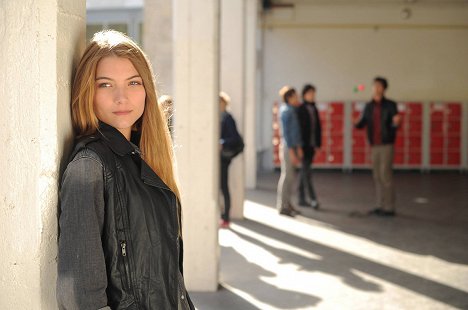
[190,171,468,309]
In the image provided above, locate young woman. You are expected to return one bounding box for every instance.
[219,92,243,228]
[57,30,194,310]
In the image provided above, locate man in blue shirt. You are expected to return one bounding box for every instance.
[277,86,303,217]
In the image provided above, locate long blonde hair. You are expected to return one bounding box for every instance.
[71,30,180,201]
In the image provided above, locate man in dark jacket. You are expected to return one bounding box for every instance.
[296,84,321,209]
[355,77,401,216]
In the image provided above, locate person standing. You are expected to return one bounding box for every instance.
[277,86,303,217]
[355,77,401,216]
[57,30,194,309]
[297,84,321,209]
[219,92,244,228]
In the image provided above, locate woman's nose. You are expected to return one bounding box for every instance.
[114,86,128,104]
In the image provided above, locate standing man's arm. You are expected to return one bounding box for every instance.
[296,105,307,146]
[354,104,369,129]
[281,110,301,165]
[390,102,402,127]
[314,107,322,149]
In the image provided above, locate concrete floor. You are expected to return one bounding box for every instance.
[190,171,468,309]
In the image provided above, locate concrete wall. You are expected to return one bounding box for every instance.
[0,1,85,308]
[173,0,220,291]
[220,0,246,216]
[259,1,468,170]
[143,0,173,95]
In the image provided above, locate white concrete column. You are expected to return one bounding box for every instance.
[220,0,246,218]
[461,102,468,171]
[143,0,173,95]
[244,0,258,189]
[173,0,220,291]
[0,1,85,308]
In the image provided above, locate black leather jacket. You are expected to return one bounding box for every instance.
[57,122,194,310]
[355,97,399,145]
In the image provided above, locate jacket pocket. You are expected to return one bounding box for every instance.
[120,240,132,291]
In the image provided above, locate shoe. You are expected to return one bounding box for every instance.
[368,208,383,216]
[220,220,230,229]
[279,209,295,217]
[311,200,319,210]
[298,200,311,207]
[288,204,302,215]
[381,210,396,217]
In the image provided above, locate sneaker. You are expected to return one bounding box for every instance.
[368,208,383,216]
[311,200,320,210]
[220,220,230,229]
[279,209,295,217]
[381,210,396,217]
[288,204,302,215]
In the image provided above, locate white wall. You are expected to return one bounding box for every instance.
[259,2,468,170]
[0,0,85,308]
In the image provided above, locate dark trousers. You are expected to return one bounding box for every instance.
[299,146,317,202]
[220,158,231,221]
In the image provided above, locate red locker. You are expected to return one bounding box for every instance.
[429,102,462,167]
[394,151,405,164]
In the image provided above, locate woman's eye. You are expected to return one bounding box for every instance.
[98,83,111,88]
[129,80,142,86]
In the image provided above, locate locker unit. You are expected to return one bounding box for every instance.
[351,101,424,168]
[272,101,467,171]
[394,102,424,167]
[430,102,462,167]
[314,102,345,167]
[272,101,281,167]
[351,102,372,167]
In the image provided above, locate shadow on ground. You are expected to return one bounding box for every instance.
[253,171,468,265]
[233,219,468,309]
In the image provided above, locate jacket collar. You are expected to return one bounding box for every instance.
[96,121,171,191]
[303,100,316,106]
[97,121,140,156]
[372,96,388,105]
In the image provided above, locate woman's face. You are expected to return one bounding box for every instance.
[94,56,146,139]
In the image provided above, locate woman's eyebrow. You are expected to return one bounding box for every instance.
[95,75,141,81]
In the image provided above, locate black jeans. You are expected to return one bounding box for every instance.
[299,146,317,202]
[220,157,231,221]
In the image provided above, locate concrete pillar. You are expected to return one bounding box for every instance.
[244,0,258,189]
[220,0,246,218]
[143,0,173,95]
[0,1,85,308]
[461,102,468,171]
[173,0,220,291]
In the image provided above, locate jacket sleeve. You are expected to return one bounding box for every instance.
[220,114,240,148]
[57,153,110,310]
[281,110,300,148]
[296,106,307,143]
[355,104,369,129]
[315,108,322,148]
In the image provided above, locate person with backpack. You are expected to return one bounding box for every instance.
[219,91,244,228]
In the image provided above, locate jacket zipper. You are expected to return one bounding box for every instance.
[120,240,132,291]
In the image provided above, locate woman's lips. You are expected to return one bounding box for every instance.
[113,110,132,116]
